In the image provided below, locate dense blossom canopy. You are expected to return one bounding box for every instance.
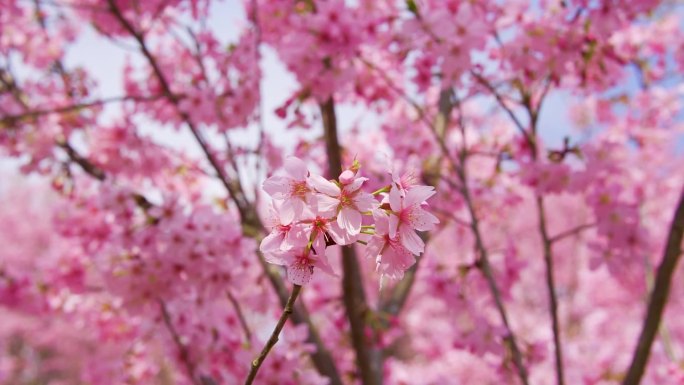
[1,0,684,384]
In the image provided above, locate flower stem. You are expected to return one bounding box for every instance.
[371,185,391,195]
[244,285,302,385]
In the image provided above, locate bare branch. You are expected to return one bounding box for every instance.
[622,187,684,385]
[549,223,596,243]
[158,300,202,385]
[244,285,302,385]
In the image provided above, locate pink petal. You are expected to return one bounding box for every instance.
[263,250,292,266]
[279,198,296,225]
[388,186,403,212]
[377,243,415,280]
[284,157,309,180]
[263,176,289,199]
[312,255,337,277]
[372,210,389,236]
[285,224,311,250]
[400,226,424,255]
[365,236,385,260]
[311,233,327,255]
[353,192,376,212]
[410,208,440,231]
[287,263,313,285]
[337,207,362,235]
[405,185,436,207]
[260,231,285,253]
[343,176,367,193]
[315,194,340,217]
[388,214,400,239]
[339,170,355,184]
[327,221,357,245]
[308,174,341,196]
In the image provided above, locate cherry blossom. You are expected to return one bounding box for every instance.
[1,0,684,384]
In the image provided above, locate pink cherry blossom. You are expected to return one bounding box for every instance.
[265,248,336,285]
[366,210,416,280]
[308,172,376,235]
[262,157,312,224]
[260,201,308,253]
[388,185,440,255]
[2,0,684,384]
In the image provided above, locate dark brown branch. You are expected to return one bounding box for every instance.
[159,300,202,385]
[244,285,302,385]
[622,187,684,385]
[521,79,565,385]
[56,140,106,181]
[549,222,596,243]
[536,196,565,385]
[320,97,380,385]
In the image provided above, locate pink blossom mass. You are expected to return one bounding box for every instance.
[1,1,684,385]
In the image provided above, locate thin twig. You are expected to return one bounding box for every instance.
[536,196,565,385]
[0,95,161,127]
[158,300,202,385]
[227,290,253,343]
[549,222,596,243]
[244,285,302,385]
[520,77,566,385]
[470,71,535,150]
[622,187,684,385]
[459,173,530,385]
[449,90,530,385]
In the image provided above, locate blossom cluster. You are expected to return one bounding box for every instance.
[260,157,439,284]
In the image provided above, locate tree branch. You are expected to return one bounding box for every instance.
[0,94,162,128]
[522,81,565,385]
[549,222,596,243]
[227,290,253,343]
[536,196,565,385]
[622,187,684,385]
[244,284,302,385]
[158,300,202,385]
[458,166,530,385]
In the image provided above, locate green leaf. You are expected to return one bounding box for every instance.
[406,0,419,16]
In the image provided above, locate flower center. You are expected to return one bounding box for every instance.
[294,252,312,267]
[313,217,328,231]
[339,190,354,207]
[290,181,309,199]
